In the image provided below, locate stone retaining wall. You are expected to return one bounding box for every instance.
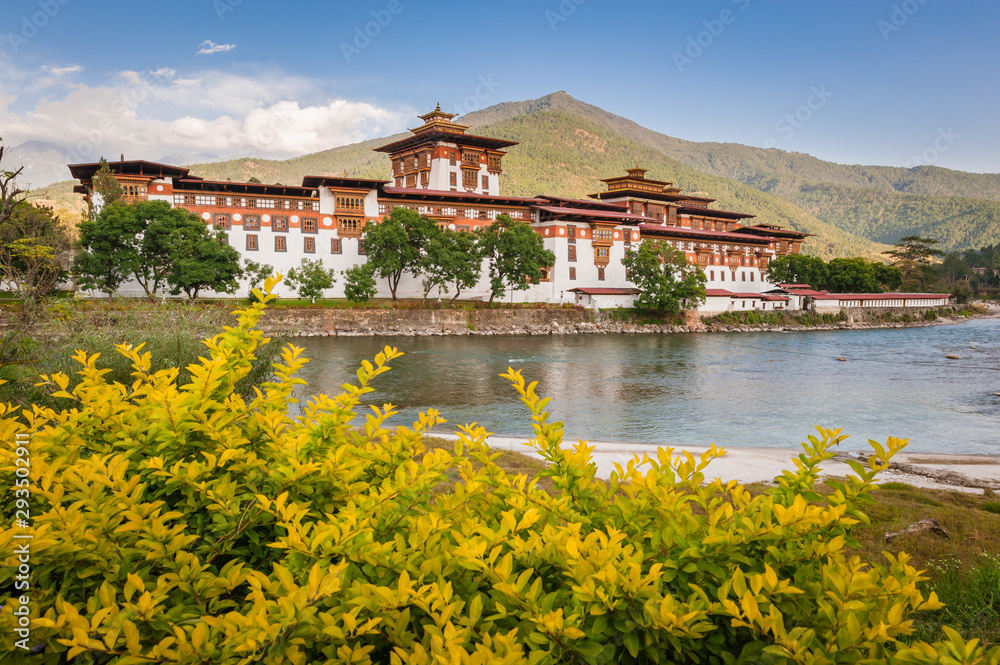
[262,304,976,337]
[262,307,598,336]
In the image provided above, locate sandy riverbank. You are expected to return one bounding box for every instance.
[434,433,1000,494]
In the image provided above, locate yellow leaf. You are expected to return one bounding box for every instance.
[123,620,140,653]
[126,573,145,594]
[191,623,206,650]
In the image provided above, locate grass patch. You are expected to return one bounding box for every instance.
[797,310,849,326]
[982,502,1000,515]
[911,554,1000,645]
[703,310,792,327]
[878,481,916,490]
[850,483,1000,572]
[601,307,685,326]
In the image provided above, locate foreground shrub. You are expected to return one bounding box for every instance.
[0,279,996,664]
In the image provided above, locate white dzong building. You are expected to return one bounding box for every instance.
[69,107,810,307]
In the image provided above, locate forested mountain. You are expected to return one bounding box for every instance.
[31,91,1000,258]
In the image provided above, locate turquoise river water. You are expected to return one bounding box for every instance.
[293,319,1000,455]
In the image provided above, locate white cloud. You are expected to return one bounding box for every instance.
[42,65,83,76]
[0,61,413,181]
[197,40,236,55]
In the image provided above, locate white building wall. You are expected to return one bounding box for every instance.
[364,190,380,217]
[428,141,458,191]
[700,296,736,314]
[317,186,335,214]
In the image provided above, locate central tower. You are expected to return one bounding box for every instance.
[374,105,517,196]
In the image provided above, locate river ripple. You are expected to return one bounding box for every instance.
[292,319,1000,455]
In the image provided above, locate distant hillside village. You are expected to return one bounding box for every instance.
[69,106,950,313]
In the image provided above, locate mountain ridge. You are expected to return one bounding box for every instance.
[25,91,1000,258]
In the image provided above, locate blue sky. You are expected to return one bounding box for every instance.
[2,0,998,181]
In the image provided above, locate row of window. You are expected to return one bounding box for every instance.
[441,151,499,171]
[244,235,365,255]
[211,214,317,232]
[334,195,364,211]
[393,153,432,174]
[707,270,756,282]
[690,218,738,233]
[176,194,319,211]
[376,203,526,220]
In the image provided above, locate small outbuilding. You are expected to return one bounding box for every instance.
[567,287,641,310]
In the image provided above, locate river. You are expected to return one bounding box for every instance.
[292,319,1000,455]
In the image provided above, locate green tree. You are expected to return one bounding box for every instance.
[873,262,903,291]
[73,202,139,295]
[286,258,336,303]
[939,252,971,284]
[885,235,945,264]
[167,230,243,299]
[75,200,215,299]
[361,207,437,301]
[419,228,483,304]
[622,239,707,312]
[90,157,123,220]
[0,204,71,369]
[885,235,944,290]
[343,264,378,304]
[478,215,555,303]
[0,203,71,368]
[825,257,881,293]
[951,280,973,303]
[0,204,71,305]
[765,254,829,290]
